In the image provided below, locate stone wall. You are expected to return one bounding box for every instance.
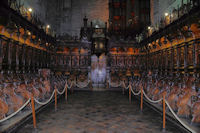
[70,0,109,36]
[150,0,188,26]
[17,0,109,37]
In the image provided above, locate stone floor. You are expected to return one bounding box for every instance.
[16,91,185,133]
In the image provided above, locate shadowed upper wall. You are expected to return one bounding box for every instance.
[16,0,109,37]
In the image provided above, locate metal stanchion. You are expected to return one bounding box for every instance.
[65,86,68,102]
[140,88,143,111]
[163,93,166,130]
[106,81,109,89]
[31,95,36,128]
[122,81,125,95]
[71,81,74,93]
[55,87,57,111]
[129,85,131,103]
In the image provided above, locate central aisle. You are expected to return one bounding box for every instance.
[17,91,182,133]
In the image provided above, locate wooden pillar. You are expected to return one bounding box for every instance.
[7,40,12,72]
[35,49,38,70]
[31,47,35,72]
[15,43,19,72]
[27,47,31,72]
[184,43,188,72]
[41,50,44,68]
[177,46,180,72]
[70,54,72,69]
[11,41,16,72]
[165,50,168,75]
[124,55,126,68]
[24,46,29,72]
[43,51,46,68]
[171,47,174,74]
[47,52,50,69]
[48,52,51,69]
[115,55,117,67]
[46,51,48,68]
[161,50,164,75]
[0,38,3,71]
[63,54,65,69]
[193,42,197,73]
[21,44,26,73]
[159,51,162,75]
[37,50,40,69]
[52,53,56,70]
[88,54,91,66]
[39,50,42,68]
[78,51,81,68]
[40,50,43,68]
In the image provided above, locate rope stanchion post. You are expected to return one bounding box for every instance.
[140,88,143,111]
[71,81,74,93]
[129,84,131,103]
[90,79,92,90]
[163,93,166,130]
[65,86,68,101]
[55,86,57,111]
[122,81,125,95]
[31,95,36,129]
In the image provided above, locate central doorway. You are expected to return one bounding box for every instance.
[91,54,107,90]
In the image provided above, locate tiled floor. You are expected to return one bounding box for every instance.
[16,91,184,133]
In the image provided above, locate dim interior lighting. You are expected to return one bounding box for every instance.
[28,31,31,36]
[28,8,33,12]
[148,43,151,46]
[95,25,99,28]
[165,12,169,16]
[100,43,103,49]
[47,25,50,29]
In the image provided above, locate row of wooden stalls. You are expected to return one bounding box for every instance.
[146,39,200,75]
[108,5,200,83]
[0,36,93,75]
[141,2,200,76]
[108,41,200,79]
[0,2,70,131]
[0,37,52,73]
[0,2,57,74]
[109,38,200,77]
